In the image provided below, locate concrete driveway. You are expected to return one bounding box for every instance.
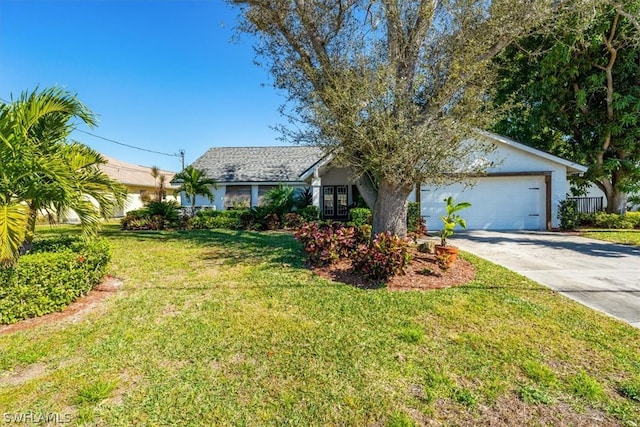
[451,230,640,328]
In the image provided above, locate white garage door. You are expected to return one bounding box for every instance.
[421,176,546,230]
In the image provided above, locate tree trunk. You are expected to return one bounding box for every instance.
[25,203,38,244]
[371,179,413,237]
[19,203,39,255]
[355,174,378,209]
[605,187,627,214]
[598,174,627,214]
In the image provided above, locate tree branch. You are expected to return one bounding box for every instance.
[613,2,640,34]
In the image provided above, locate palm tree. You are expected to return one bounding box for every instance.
[172,165,217,216]
[0,87,127,265]
[150,165,167,201]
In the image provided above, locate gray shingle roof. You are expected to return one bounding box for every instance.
[190,146,326,183]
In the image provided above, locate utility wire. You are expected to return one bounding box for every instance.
[76,129,180,157]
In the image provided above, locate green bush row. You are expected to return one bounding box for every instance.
[121,200,185,230]
[0,237,111,324]
[558,199,640,230]
[188,206,321,231]
[578,211,640,229]
[190,209,245,230]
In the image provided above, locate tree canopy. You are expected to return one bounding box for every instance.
[229,0,576,236]
[494,0,640,213]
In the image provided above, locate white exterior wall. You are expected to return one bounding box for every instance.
[483,145,570,228]
[320,167,351,185]
[187,183,313,211]
[421,141,577,230]
[189,185,225,210]
[63,190,180,222]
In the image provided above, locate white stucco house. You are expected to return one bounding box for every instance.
[100,156,180,216]
[187,131,587,230]
[64,155,180,222]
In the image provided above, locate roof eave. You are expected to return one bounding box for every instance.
[479,131,589,174]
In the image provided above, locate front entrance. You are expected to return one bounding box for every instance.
[322,185,349,220]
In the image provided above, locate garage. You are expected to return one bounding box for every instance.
[421,174,549,230]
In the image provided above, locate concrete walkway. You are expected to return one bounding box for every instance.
[450,230,640,328]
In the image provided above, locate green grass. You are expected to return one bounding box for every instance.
[581,229,640,246]
[1,224,639,425]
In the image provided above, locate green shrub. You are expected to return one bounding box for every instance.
[352,232,411,283]
[294,187,313,209]
[350,207,372,227]
[0,237,111,324]
[146,200,180,221]
[241,206,277,230]
[122,208,148,220]
[282,212,304,229]
[121,201,184,230]
[297,206,320,222]
[294,222,366,266]
[189,209,246,230]
[194,209,246,219]
[626,211,640,229]
[263,184,295,217]
[558,199,579,230]
[592,212,634,229]
[577,211,636,229]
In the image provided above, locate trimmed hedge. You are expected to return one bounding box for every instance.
[189,209,247,230]
[0,237,111,324]
[577,211,640,229]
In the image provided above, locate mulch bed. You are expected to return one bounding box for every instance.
[310,246,476,290]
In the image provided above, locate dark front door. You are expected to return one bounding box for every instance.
[322,185,348,220]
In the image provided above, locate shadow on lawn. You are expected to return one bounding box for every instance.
[101,225,305,267]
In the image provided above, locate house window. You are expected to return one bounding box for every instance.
[258,185,277,206]
[322,185,349,219]
[225,186,251,209]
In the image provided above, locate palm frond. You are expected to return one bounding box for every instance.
[0,202,29,266]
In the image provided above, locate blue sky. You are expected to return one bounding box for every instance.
[0,0,286,172]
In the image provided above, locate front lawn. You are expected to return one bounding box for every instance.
[1,225,639,425]
[580,230,640,246]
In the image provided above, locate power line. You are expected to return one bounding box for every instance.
[76,129,180,158]
[0,98,186,169]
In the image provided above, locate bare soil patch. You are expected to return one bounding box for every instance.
[310,246,476,290]
[0,276,123,335]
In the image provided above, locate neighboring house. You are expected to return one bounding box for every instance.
[64,155,180,222]
[100,155,180,216]
[188,132,588,230]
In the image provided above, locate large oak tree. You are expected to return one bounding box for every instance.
[229,0,572,236]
